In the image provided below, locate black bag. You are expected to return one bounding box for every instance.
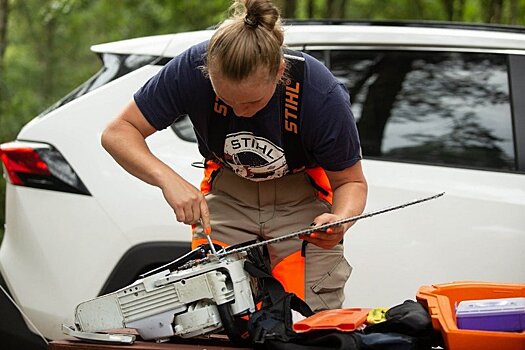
[364,300,432,336]
[362,300,444,350]
[244,260,312,343]
[244,260,362,350]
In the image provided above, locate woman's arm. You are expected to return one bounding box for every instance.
[101,100,211,230]
[306,160,368,249]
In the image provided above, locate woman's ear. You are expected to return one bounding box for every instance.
[276,59,286,82]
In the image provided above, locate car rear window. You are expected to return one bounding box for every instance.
[41,53,156,115]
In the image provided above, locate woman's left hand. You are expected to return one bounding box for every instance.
[301,213,346,249]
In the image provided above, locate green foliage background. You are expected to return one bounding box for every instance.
[0,0,524,243]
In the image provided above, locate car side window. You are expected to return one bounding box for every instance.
[308,49,515,172]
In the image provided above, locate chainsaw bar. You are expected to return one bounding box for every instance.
[211,192,445,259]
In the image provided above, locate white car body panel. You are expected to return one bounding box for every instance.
[344,160,525,308]
[1,186,128,338]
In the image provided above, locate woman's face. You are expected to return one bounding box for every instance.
[210,63,284,117]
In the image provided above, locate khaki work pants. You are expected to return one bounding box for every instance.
[192,167,352,311]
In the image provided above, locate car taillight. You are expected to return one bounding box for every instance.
[0,141,91,195]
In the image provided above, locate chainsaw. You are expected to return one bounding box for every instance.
[62,192,444,344]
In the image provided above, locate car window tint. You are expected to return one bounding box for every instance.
[309,49,515,172]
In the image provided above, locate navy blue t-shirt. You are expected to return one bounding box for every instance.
[134,41,361,181]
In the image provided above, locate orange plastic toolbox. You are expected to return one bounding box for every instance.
[416,281,525,350]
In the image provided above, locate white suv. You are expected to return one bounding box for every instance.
[1,22,524,349]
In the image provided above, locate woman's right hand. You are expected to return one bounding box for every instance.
[160,173,211,230]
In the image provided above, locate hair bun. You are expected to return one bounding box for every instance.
[244,14,259,27]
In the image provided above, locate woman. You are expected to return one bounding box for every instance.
[101,0,367,312]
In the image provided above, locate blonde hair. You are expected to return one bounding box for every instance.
[205,0,284,82]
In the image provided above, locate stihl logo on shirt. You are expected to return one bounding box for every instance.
[224,132,288,181]
[284,82,300,134]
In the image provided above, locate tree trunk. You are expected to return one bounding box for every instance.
[42,18,56,101]
[325,0,347,18]
[414,0,425,18]
[325,0,334,18]
[0,0,7,63]
[509,0,518,24]
[457,0,466,21]
[306,0,315,18]
[281,0,297,18]
[490,0,504,23]
[335,0,347,18]
[441,0,454,21]
[442,0,466,21]
[484,0,504,23]
[0,0,9,132]
[19,1,56,100]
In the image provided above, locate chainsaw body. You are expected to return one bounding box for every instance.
[70,251,255,342]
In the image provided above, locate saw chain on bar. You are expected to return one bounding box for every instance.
[206,191,445,260]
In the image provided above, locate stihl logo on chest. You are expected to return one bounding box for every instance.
[284,82,300,134]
